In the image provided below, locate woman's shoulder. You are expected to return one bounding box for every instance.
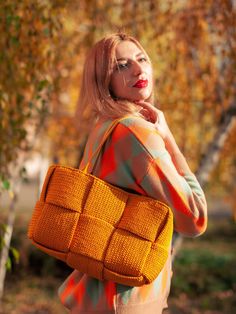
[118,114,156,130]
[116,115,163,149]
[94,114,164,152]
[95,114,156,141]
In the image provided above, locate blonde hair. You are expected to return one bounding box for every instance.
[76,32,154,120]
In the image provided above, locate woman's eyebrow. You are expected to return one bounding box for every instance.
[116,52,144,61]
[116,58,127,61]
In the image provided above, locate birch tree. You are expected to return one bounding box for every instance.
[0,0,63,303]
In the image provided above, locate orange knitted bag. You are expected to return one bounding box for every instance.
[28,118,173,286]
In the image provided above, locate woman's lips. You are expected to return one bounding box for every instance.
[133,79,148,88]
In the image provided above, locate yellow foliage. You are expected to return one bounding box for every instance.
[1,0,235,209]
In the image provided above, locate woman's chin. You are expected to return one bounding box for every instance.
[131,96,150,103]
[132,91,152,102]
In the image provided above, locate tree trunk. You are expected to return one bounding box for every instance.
[196,106,236,187]
[172,103,236,259]
[0,181,20,307]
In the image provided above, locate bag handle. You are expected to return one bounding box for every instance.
[82,116,128,173]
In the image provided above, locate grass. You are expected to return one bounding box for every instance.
[167,218,236,314]
[1,212,236,314]
[2,274,67,314]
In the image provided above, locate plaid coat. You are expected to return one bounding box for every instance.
[58,115,207,313]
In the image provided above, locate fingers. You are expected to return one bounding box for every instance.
[139,108,150,121]
[135,101,159,123]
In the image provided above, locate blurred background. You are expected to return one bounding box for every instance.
[0,0,235,313]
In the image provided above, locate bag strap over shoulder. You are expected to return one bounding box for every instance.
[83,116,128,173]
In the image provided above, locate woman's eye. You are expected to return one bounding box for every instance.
[139,57,147,62]
[117,63,128,70]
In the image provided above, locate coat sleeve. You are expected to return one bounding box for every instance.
[120,117,208,237]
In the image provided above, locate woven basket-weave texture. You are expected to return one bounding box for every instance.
[28,164,173,286]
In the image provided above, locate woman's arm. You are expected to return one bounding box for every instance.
[133,102,208,236]
[95,112,207,237]
[140,146,207,237]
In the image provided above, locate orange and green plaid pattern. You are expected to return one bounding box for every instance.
[58,115,207,313]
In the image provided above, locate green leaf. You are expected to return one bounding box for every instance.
[2,180,10,190]
[6,257,12,271]
[43,28,50,37]
[0,223,7,233]
[6,15,13,28]
[10,36,19,46]
[37,79,49,92]
[10,247,20,264]
[14,16,21,30]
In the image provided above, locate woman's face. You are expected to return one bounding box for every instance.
[110,41,153,102]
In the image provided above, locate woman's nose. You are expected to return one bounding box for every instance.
[132,61,143,76]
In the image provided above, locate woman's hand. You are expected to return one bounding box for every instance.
[136,101,192,175]
[135,101,172,141]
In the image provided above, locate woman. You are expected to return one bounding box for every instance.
[58,32,207,314]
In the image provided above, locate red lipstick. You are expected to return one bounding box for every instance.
[133,79,148,88]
